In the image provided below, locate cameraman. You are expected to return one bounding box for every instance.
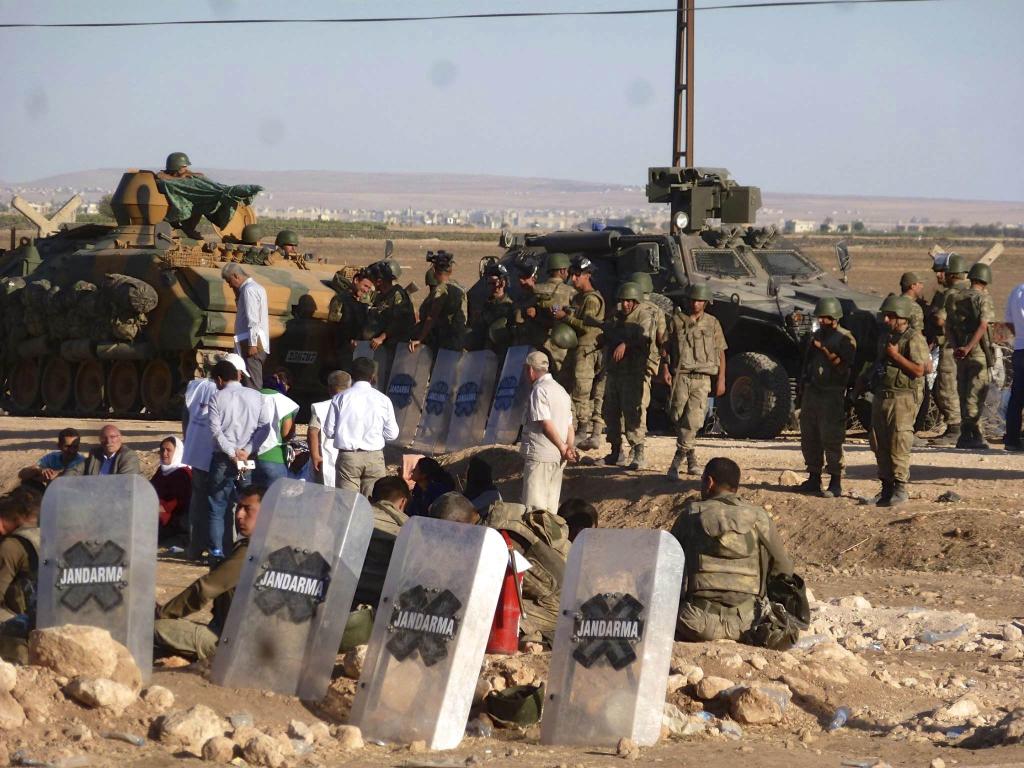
[410,250,467,353]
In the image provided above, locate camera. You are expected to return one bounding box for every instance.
[426,250,455,270]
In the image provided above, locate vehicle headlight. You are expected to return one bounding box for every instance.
[673,211,689,231]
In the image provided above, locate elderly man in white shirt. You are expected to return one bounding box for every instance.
[308,370,353,486]
[322,357,399,496]
[222,263,270,389]
[520,350,576,514]
[1005,281,1024,452]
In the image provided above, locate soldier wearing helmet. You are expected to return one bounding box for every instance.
[929,253,969,445]
[366,259,415,352]
[513,253,577,377]
[857,294,928,507]
[943,261,995,449]
[239,224,262,246]
[410,250,467,353]
[796,296,856,498]
[467,262,515,354]
[601,282,656,470]
[327,269,374,372]
[158,152,204,180]
[275,230,300,258]
[663,283,728,479]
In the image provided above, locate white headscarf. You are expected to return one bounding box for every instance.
[159,435,187,475]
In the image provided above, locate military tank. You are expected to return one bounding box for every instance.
[478,166,884,439]
[0,170,340,417]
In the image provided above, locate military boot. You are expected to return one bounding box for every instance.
[628,444,647,471]
[686,449,700,476]
[603,444,621,466]
[870,480,894,506]
[821,475,843,498]
[797,473,822,495]
[930,424,960,446]
[577,428,602,451]
[882,480,909,507]
[956,425,989,450]
[667,450,684,481]
[616,444,631,467]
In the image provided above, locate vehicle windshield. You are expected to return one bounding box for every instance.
[753,249,821,278]
[692,248,753,278]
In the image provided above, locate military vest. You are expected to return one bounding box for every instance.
[683,495,764,598]
[802,325,855,390]
[607,306,652,376]
[671,311,723,376]
[876,327,923,392]
[568,289,605,347]
[947,288,990,359]
[484,502,569,606]
[5,526,40,616]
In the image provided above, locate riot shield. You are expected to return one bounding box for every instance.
[482,345,532,445]
[349,517,506,750]
[410,349,461,455]
[386,344,434,447]
[445,350,499,453]
[353,341,391,391]
[37,475,158,681]
[541,529,684,747]
[210,479,372,699]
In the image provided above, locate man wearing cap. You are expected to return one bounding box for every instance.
[929,254,969,445]
[520,350,575,514]
[663,283,727,480]
[945,262,995,449]
[221,263,270,389]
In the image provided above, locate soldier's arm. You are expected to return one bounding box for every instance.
[566,294,601,334]
[157,547,245,619]
[890,335,927,378]
[963,294,995,355]
[0,540,26,604]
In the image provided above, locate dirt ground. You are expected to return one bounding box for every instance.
[2,413,1023,767]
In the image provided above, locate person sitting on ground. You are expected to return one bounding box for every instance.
[18,427,84,486]
[153,485,264,661]
[464,456,501,515]
[406,457,456,518]
[150,436,192,545]
[431,492,569,642]
[0,486,43,663]
[557,498,599,542]
[670,456,795,644]
[353,476,411,609]
[64,424,141,476]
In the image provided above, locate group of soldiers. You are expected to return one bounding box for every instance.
[797,253,997,507]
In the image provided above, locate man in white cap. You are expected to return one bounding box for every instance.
[520,350,575,514]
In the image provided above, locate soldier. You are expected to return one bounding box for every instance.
[410,250,467,353]
[929,253,969,445]
[554,257,605,439]
[514,253,577,375]
[630,271,669,386]
[275,230,300,258]
[899,272,926,332]
[946,262,995,450]
[366,260,415,352]
[858,295,928,507]
[467,263,514,353]
[663,284,727,480]
[327,270,373,373]
[353,476,411,608]
[0,487,42,663]
[602,283,655,470]
[797,297,856,498]
[157,152,204,181]
[670,457,794,643]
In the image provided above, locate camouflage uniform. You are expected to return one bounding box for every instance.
[562,288,605,430]
[930,279,968,431]
[637,297,668,433]
[367,284,415,350]
[515,278,576,375]
[602,305,655,459]
[327,275,369,371]
[0,525,39,663]
[353,500,408,608]
[670,493,794,642]
[799,325,856,479]
[945,285,995,442]
[467,294,514,353]
[417,280,468,352]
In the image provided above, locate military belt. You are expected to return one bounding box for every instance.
[880,390,914,399]
[687,595,754,617]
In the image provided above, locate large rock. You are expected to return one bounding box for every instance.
[159,704,231,755]
[0,691,26,729]
[694,676,735,700]
[65,677,136,715]
[335,724,364,750]
[730,685,790,725]
[342,645,367,680]
[934,694,981,725]
[29,625,141,692]
[141,685,175,712]
[317,678,356,722]
[242,733,287,768]
[0,661,16,693]
[202,736,236,763]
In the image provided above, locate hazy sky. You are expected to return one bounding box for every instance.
[1,0,1021,200]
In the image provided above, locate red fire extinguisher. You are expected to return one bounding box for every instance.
[486,530,525,654]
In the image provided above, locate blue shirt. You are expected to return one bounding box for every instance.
[38,451,85,472]
[99,454,117,475]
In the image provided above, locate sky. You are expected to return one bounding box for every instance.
[0,0,1021,201]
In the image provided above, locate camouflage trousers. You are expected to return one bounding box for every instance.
[154,619,219,661]
[870,390,916,482]
[543,340,570,380]
[799,386,846,475]
[675,596,756,642]
[568,345,602,429]
[603,371,650,449]
[520,593,560,640]
[933,346,960,426]
[668,372,711,452]
[589,364,607,431]
[957,356,990,431]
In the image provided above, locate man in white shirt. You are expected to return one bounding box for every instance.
[308,370,352,486]
[222,263,270,389]
[520,350,575,514]
[322,357,399,497]
[1005,282,1024,451]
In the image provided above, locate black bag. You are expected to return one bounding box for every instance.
[742,573,811,650]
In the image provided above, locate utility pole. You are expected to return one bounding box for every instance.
[672,0,695,168]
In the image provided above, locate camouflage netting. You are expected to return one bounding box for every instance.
[157,177,264,230]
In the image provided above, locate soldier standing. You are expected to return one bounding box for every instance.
[467,263,515,353]
[859,295,928,507]
[367,260,415,353]
[275,230,300,259]
[515,253,576,376]
[797,297,856,498]
[327,269,372,373]
[602,283,655,470]
[946,263,995,449]
[631,272,669,440]
[663,284,727,480]
[410,251,467,353]
[930,254,969,445]
[554,257,605,440]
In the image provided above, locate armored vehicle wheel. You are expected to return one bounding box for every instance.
[74,360,105,413]
[41,357,73,412]
[718,351,792,439]
[10,357,42,412]
[108,360,141,413]
[141,359,175,415]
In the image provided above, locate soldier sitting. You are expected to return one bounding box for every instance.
[156,151,204,181]
[18,427,84,487]
[431,492,569,642]
[670,457,795,644]
[353,476,411,609]
[275,230,300,259]
[153,485,265,661]
[0,486,43,663]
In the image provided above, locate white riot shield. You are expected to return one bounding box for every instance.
[349,517,506,750]
[37,475,158,681]
[210,479,372,699]
[410,349,462,455]
[445,350,499,453]
[483,345,532,445]
[353,341,391,391]
[386,344,434,447]
[541,529,684,747]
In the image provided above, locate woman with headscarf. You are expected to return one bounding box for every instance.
[151,436,192,542]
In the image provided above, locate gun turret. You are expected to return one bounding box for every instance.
[646,166,761,233]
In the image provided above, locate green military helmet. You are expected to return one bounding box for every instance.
[240,224,262,245]
[550,322,578,350]
[488,317,511,347]
[275,229,299,248]
[685,283,713,302]
[385,258,402,280]
[617,282,642,302]
[879,294,913,319]
[165,152,191,172]
[629,271,654,294]
[425,268,439,288]
[546,252,571,272]
[967,262,991,284]
[945,253,967,275]
[814,296,843,320]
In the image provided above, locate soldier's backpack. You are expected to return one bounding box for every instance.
[742,572,811,650]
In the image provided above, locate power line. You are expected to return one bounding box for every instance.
[0,0,944,30]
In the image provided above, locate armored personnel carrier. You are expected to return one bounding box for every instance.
[0,170,339,416]
[484,166,883,439]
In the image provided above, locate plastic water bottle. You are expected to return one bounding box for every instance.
[828,706,851,731]
[919,624,968,645]
[465,718,494,738]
